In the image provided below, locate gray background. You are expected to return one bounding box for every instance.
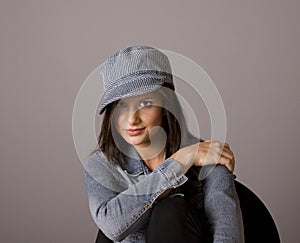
[1,0,299,242]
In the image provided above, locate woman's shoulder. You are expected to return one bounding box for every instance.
[87,150,106,161]
[83,151,125,191]
[84,151,118,174]
[86,151,106,165]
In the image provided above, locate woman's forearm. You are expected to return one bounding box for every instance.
[83,156,188,241]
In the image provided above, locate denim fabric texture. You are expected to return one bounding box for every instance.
[83,136,244,243]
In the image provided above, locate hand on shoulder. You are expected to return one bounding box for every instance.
[170,140,235,174]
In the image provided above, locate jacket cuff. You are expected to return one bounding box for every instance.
[156,158,188,188]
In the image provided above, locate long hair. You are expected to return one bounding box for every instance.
[95,87,191,169]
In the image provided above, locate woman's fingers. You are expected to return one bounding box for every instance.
[218,154,235,172]
[215,143,235,171]
[196,140,235,172]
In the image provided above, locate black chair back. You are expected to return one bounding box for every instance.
[235,180,280,243]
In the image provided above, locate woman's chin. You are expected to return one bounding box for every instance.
[126,138,150,148]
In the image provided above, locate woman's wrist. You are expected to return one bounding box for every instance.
[170,147,194,174]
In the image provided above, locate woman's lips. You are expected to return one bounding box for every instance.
[126,128,145,136]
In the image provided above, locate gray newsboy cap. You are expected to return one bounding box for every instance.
[99,45,174,114]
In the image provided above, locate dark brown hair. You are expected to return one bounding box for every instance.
[96,88,190,169]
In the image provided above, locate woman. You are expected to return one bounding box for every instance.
[83,45,244,242]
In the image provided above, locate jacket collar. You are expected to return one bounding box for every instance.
[122,144,150,175]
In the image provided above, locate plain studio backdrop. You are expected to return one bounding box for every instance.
[0,1,299,242]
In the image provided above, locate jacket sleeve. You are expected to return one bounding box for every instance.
[83,153,188,242]
[202,165,245,243]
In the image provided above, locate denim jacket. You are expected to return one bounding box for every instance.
[83,139,244,243]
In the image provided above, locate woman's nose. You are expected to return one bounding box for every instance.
[128,107,141,125]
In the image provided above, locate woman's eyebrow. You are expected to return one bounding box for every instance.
[137,96,155,102]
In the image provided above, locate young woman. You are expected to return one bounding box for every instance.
[83,45,244,242]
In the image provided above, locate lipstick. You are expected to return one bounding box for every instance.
[127,128,145,136]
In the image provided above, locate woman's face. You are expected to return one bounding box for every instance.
[113,92,164,149]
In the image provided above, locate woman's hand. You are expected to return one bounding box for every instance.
[193,140,235,171]
[170,140,235,174]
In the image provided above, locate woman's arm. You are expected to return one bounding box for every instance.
[83,153,188,241]
[202,165,245,243]
[171,140,235,173]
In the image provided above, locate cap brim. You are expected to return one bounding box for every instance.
[99,77,165,114]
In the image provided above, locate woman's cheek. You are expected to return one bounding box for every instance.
[114,114,127,134]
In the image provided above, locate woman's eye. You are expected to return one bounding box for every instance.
[116,101,127,108]
[139,100,152,108]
